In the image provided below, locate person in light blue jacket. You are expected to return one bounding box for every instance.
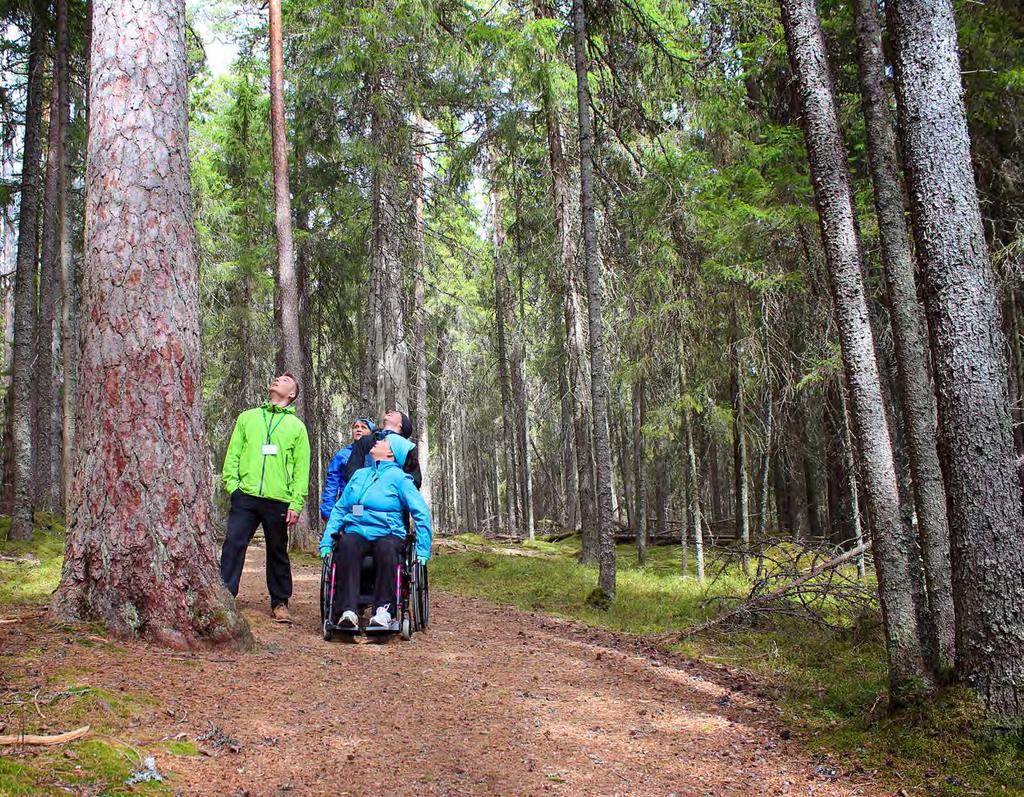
[318,417,375,521]
[319,432,432,630]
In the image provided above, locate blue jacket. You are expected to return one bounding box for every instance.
[319,444,354,520]
[320,460,432,562]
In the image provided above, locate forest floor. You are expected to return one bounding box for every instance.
[0,538,891,797]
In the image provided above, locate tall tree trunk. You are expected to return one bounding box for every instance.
[889,0,1024,716]
[572,0,615,601]
[411,118,431,507]
[9,4,47,540]
[268,0,304,409]
[60,98,81,510]
[489,135,519,536]
[852,0,955,676]
[632,377,647,564]
[779,0,930,700]
[684,402,705,584]
[732,340,750,572]
[51,0,251,648]
[558,351,578,530]
[35,0,70,515]
[755,398,773,542]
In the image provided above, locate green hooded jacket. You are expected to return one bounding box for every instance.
[222,403,310,512]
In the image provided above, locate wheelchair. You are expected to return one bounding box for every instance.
[319,531,429,641]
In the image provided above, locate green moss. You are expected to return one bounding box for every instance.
[164,740,199,756]
[0,519,66,608]
[0,739,171,796]
[431,538,1024,796]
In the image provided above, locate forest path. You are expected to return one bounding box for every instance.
[13,550,886,796]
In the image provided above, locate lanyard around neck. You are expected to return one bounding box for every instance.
[262,409,286,444]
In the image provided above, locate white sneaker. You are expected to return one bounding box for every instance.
[339,610,358,630]
[369,606,392,628]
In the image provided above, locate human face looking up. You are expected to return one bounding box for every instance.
[351,421,371,441]
[381,410,403,433]
[370,436,396,462]
[268,374,297,406]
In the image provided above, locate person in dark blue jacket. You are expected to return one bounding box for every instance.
[320,433,432,631]
[319,417,376,521]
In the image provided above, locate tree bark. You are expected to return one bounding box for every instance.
[889,0,1024,716]
[732,340,750,573]
[9,4,47,540]
[684,401,705,584]
[489,135,519,536]
[779,0,930,700]
[51,0,251,649]
[851,0,955,675]
[572,0,615,601]
[411,119,432,508]
[268,0,304,410]
[631,377,647,564]
[35,0,70,515]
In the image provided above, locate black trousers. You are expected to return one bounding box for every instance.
[333,533,403,616]
[220,490,292,608]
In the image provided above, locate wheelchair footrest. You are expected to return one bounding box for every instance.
[364,622,399,634]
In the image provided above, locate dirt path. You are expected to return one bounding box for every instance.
[3,550,887,796]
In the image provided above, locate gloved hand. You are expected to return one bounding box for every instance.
[320,546,331,559]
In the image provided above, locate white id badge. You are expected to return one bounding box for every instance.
[352,504,365,517]
[262,444,279,456]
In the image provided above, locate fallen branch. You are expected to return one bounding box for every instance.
[671,541,871,639]
[0,725,90,746]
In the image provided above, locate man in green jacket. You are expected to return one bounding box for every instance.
[220,373,310,623]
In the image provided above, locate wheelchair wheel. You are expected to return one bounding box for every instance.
[401,616,412,641]
[412,562,429,631]
[319,553,332,627]
[322,618,333,642]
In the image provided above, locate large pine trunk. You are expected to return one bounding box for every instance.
[889,0,1024,717]
[732,339,750,573]
[269,0,303,393]
[779,0,930,700]
[851,0,955,675]
[8,5,47,540]
[572,0,615,600]
[51,0,251,649]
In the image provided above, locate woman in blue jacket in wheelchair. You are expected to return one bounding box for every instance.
[319,432,431,631]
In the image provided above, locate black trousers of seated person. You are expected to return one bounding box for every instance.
[333,532,403,617]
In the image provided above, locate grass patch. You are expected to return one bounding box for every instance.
[164,739,199,756]
[432,535,1024,796]
[0,514,65,609]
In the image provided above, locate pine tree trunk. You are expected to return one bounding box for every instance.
[489,136,519,536]
[9,5,47,540]
[572,0,615,601]
[60,99,81,510]
[755,398,773,542]
[558,352,578,530]
[268,0,304,412]
[411,119,431,507]
[732,341,750,572]
[852,0,955,675]
[889,0,1024,716]
[632,377,647,564]
[779,0,930,700]
[35,0,69,515]
[51,0,250,648]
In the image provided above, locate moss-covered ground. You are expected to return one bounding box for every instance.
[1,517,172,796]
